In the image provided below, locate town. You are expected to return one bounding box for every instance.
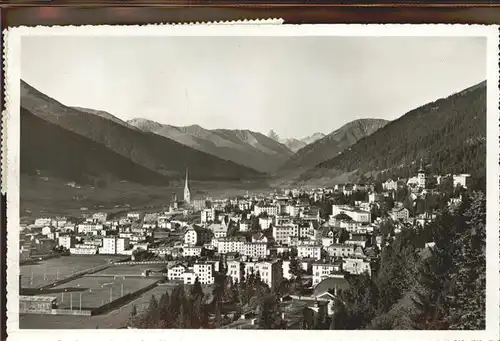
[18,161,479,329]
[20,164,480,329]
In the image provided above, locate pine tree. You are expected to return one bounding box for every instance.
[130,304,137,317]
[448,191,486,329]
[191,277,204,301]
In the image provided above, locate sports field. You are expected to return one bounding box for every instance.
[94,264,168,276]
[20,282,216,329]
[40,276,158,310]
[19,255,127,289]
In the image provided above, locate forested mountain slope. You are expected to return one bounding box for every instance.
[301,81,486,183]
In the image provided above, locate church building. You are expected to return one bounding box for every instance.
[184,168,191,205]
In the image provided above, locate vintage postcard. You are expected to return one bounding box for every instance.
[3,24,499,341]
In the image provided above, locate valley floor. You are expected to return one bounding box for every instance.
[20,175,271,218]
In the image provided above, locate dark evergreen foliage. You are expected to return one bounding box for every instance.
[304,82,486,182]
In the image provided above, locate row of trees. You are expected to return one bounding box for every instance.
[329,191,486,330]
[131,267,287,329]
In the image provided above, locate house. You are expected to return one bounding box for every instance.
[353,246,365,258]
[182,245,202,257]
[251,232,268,244]
[127,212,141,222]
[239,220,250,232]
[34,218,52,227]
[58,235,75,249]
[168,263,187,281]
[313,276,349,298]
[345,233,368,248]
[297,243,322,260]
[201,208,216,223]
[353,184,368,192]
[227,260,244,284]
[258,216,273,230]
[453,174,471,189]
[312,262,343,286]
[98,237,130,255]
[331,205,371,224]
[343,258,371,276]
[184,225,212,246]
[326,244,354,258]
[208,223,228,239]
[343,184,354,196]
[368,193,383,203]
[282,260,292,280]
[390,207,410,221]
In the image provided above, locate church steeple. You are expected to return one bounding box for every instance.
[417,158,427,188]
[418,158,425,173]
[184,168,191,205]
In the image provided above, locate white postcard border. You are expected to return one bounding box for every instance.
[3,24,500,341]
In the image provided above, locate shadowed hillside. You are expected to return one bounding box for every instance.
[21,80,262,181]
[20,107,169,186]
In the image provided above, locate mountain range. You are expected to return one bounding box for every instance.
[20,79,485,191]
[278,119,388,178]
[20,81,263,185]
[277,133,326,153]
[127,118,294,173]
[300,81,487,186]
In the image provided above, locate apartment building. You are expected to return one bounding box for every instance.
[312,262,343,286]
[193,262,215,284]
[242,242,267,259]
[273,224,297,245]
[217,238,245,254]
[254,204,279,217]
[326,244,355,258]
[227,260,244,284]
[99,237,129,254]
[297,243,322,260]
[243,260,283,289]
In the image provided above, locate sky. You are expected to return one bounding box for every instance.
[21,35,486,139]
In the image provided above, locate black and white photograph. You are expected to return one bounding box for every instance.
[3,24,499,340]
